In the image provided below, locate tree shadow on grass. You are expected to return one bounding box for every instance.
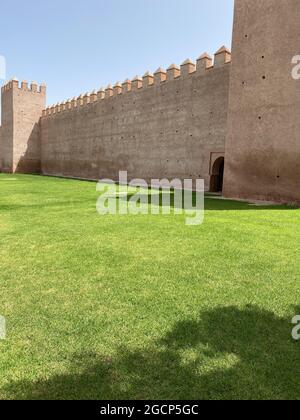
[4,305,300,400]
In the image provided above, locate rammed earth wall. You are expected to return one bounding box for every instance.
[40,50,231,189]
[1,0,300,204]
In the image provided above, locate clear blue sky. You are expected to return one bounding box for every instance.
[0,0,234,107]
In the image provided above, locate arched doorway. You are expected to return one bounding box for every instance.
[210,157,225,193]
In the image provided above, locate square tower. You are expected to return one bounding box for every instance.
[224,0,300,204]
[0,79,46,173]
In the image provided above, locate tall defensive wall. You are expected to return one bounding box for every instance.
[1,0,300,205]
[0,48,231,190]
[39,47,231,188]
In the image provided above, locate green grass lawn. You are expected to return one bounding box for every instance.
[0,173,299,400]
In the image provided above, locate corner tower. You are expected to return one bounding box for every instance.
[224,0,300,204]
[0,79,46,173]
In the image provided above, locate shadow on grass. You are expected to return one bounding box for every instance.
[115,191,296,211]
[0,186,296,213]
[4,305,300,400]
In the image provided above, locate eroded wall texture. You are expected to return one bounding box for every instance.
[40,55,231,190]
[224,0,300,204]
[3,0,299,204]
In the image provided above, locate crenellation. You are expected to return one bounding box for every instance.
[143,71,154,88]
[66,99,72,109]
[12,77,19,87]
[167,64,180,81]
[31,81,38,93]
[132,76,143,91]
[71,97,77,109]
[21,80,28,90]
[214,46,231,68]
[122,79,132,93]
[83,93,90,106]
[154,67,167,84]
[40,83,47,94]
[197,53,213,73]
[90,90,98,102]
[114,82,122,95]
[105,85,114,98]
[97,88,105,100]
[1,78,46,94]
[181,59,196,77]
[14,47,233,122]
[77,94,84,106]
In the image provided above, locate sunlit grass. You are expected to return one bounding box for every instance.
[0,174,299,400]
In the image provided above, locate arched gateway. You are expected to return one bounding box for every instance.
[210,156,225,193]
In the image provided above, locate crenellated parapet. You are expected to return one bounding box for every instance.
[1,77,46,94]
[42,46,231,118]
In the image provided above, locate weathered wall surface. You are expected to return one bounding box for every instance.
[0,80,46,173]
[224,0,300,204]
[2,1,300,204]
[40,52,231,189]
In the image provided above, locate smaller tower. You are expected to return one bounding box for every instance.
[0,79,46,173]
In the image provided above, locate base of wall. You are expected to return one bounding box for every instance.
[223,191,300,207]
[0,168,13,174]
[1,168,297,206]
[14,159,41,174]
[42,172,100,183]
